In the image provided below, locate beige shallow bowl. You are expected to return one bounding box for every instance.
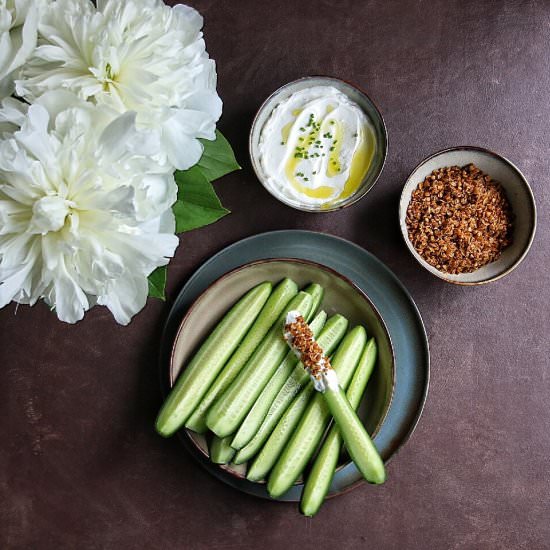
[399,146,537,285]
[170,258,395,483]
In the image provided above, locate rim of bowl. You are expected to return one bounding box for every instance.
[169,257,396,486]
[399,145,537,286]
[249,75,388,213]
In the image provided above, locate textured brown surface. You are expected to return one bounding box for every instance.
[1,1,549,548]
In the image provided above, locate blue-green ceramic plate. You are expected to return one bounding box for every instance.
[159,230,429,501]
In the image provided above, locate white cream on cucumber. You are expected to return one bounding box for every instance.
[284,310,339,392]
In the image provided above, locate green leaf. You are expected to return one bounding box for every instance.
[148,266,167,300]
[196,129,241,181]
[173,166,230,233]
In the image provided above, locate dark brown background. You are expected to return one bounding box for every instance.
[1,0,549,548]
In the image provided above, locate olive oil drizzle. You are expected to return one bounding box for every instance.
[280,104,375,203]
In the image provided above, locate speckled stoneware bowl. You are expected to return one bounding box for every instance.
[170,258,395,491]
[249,76,388,212]
[399,146,537,285]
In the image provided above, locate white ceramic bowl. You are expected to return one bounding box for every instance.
[249,76,388,212]
[399,146,537,285]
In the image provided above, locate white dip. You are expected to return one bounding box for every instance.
[258,85,376,209]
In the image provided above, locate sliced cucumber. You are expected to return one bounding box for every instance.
[302,283,324,322]
[230,310,327,452]
[301,337,378,516]
[155,282,272,437]
[185,278,299,433]
[235,314,348,465]
[210,435,236,464]
[246,384,315,481]
[206,291,313,438]
[267,326,367,498]
[323,383,386,485]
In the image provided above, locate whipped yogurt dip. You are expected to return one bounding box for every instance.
[257,85,376,209]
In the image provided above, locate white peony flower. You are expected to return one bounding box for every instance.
[16,0,222,170]
[0,90,179,324]
[0,0,39,97]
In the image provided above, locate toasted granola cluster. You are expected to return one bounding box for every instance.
[284,314,331,380]
[406,164,513,274]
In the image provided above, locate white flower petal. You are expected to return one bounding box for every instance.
[0,236,39,307]
[98,110,138,161]
[138,208,177,236]
[185,87,223,124]
[168,107,217,140]
[48,260,90,324]
[161,116,204,170]
[90,248,125,281]
[0,0,39,98]
[172,3,203,30]
[0,97,29,128]
[0,199,29,234]
[29,195,71,234]
[97,272,148,326]
[34,89,88,123]
[14,103,57,171]
[0,260,32,307]
[133,173,177,221]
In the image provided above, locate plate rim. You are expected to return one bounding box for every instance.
[159,229,430,501]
